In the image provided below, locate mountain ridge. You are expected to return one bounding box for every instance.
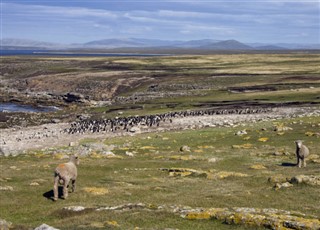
[1,38,319,50]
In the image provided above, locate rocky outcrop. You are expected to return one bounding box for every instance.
[160,168,249,180]
[61,203,320,230]
[63,92,88,103]
[181,207,320,230]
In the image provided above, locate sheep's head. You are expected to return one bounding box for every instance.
[295,140,303,148]
[70,154,80,165]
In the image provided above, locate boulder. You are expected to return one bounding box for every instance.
[180,145,191,152]
[0,219,12,230]
[129,127,141,133]
[34,223,59,230]
[63,92,87,103]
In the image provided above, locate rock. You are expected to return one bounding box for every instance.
[181,207,320,230]
[83,187,109,195]
[51,119,61,124]
[125,151,134,157]
[30,182,40,186]
[63,206,86,212]
[34,223,59,230]
[0,219,12,229]
[161,168,248,180]
[0,186,13,191]
[69,142,78,147]
[180,145,191,152]
[235,130,247,136]
[0,147,11,157]
[274,182,293,190]
[232,143,253,149]
[249,164,267,170]
[63,92,87,103]
[129,127,141,133]
[290,175,320,186]
[102,151,115,157]
[208,157,217,163]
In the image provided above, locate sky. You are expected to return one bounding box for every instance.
[1,0,319,44]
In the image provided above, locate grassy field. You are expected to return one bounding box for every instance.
[1,115,319,229]
[1,53,319,127]
[1,53,320,229]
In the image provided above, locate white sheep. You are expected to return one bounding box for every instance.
[295,140,310,168]
[53,154,79,201]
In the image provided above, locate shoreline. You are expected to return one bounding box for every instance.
[1,106,319,156]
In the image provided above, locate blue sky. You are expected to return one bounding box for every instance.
[1,0,319,44]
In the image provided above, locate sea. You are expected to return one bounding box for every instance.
[0,50,169,57]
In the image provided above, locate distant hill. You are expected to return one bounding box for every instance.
[0,38,65,49]
[200,40,253,50]
[255,45,287,50]
[1,37,319,51]
[83,38,146,48]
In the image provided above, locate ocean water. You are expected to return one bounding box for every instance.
[0,50,169,57]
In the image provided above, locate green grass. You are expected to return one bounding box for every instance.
[1,116,320,229]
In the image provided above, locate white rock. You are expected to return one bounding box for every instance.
[34,223,59,230]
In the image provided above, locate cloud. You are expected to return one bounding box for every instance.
[2,1,319,43]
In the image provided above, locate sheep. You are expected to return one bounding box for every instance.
[295,140,310,168]
[53,154,79,201]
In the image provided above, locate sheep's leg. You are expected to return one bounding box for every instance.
[71,179,76,193]
[63,178,70,199]
[53,176,59,201]
[298,158,302,168]
[303,158,307,167]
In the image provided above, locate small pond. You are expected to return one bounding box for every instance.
[0,103,59,113]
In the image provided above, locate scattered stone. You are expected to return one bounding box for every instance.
[249,164,267,170]
[232,143,253,149]
[69,142,78,147]
[180,145,191,152]
[0,219,12,229]
[0,186,13,191]
[30,182,40,186]
[102,151,115,157]
[125,151,134,157]
[63,206,86,212]
[63,202,320,230]
[34,223,59,230]
[161,168,248,180]
[208,157,217,163]
[83,187,109,195]
[105,220,120,227]
[235,130,247,136]
[129,127,141,133]
[51,119,61,124]
[273,124,293,132]
[274,182,293,190]
[309,154,319,160]
[290,175,320,186]
[258,137,269,142]
[181,206,320,230]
